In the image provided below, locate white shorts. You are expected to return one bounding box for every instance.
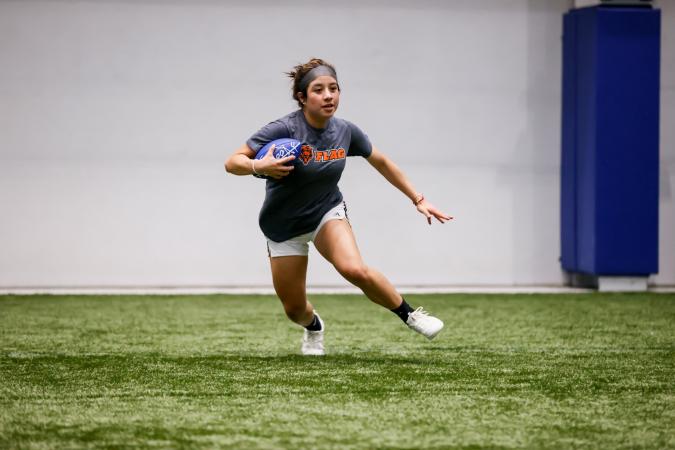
[266,201,349,257]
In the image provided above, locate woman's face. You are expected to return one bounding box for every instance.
[303,75,340,123]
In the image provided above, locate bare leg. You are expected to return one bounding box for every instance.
[313,219,403,310]
[269,255,315,327]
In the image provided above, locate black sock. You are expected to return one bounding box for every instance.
[390,298,414,323]
[304,314,322,331]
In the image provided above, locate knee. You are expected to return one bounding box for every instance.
[338,264,372,286]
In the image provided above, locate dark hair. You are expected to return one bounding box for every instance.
[286,58,339,108]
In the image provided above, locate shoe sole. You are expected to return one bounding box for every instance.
[424,324,444,340]
[426,329,442,340]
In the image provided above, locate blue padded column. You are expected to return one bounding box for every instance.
[561,5,660,277]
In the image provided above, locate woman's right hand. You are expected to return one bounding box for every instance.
[255,144,295,179]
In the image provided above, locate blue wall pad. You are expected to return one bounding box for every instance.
[561,6,660,276]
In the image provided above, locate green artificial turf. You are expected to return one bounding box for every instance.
[0,293,673,449]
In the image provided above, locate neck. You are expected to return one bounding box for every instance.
[302,109,329,129]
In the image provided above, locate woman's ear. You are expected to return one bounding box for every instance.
[297,92,306,104]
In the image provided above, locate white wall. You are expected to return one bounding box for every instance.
[658,0,675,287]
[0,0,672,288]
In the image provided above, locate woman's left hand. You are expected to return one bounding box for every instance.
[416,199,453,225]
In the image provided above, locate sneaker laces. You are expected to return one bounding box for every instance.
[304,329,322,343]
[409,307,429,321]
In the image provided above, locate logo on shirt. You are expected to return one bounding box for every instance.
[315,148,346,162]
[298,145,347,165]
[299,145,313,165]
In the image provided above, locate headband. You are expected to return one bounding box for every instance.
[298,65,339,92]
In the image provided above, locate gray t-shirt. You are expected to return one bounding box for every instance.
[247,110,372,242]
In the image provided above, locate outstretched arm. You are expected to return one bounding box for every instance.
[366,146,452,225]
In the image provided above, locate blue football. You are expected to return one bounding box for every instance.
[253,138,303,179]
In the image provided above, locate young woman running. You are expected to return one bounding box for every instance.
[225,58,452,355]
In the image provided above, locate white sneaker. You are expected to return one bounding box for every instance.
[301,313,325,356]
[406,307,444,340]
